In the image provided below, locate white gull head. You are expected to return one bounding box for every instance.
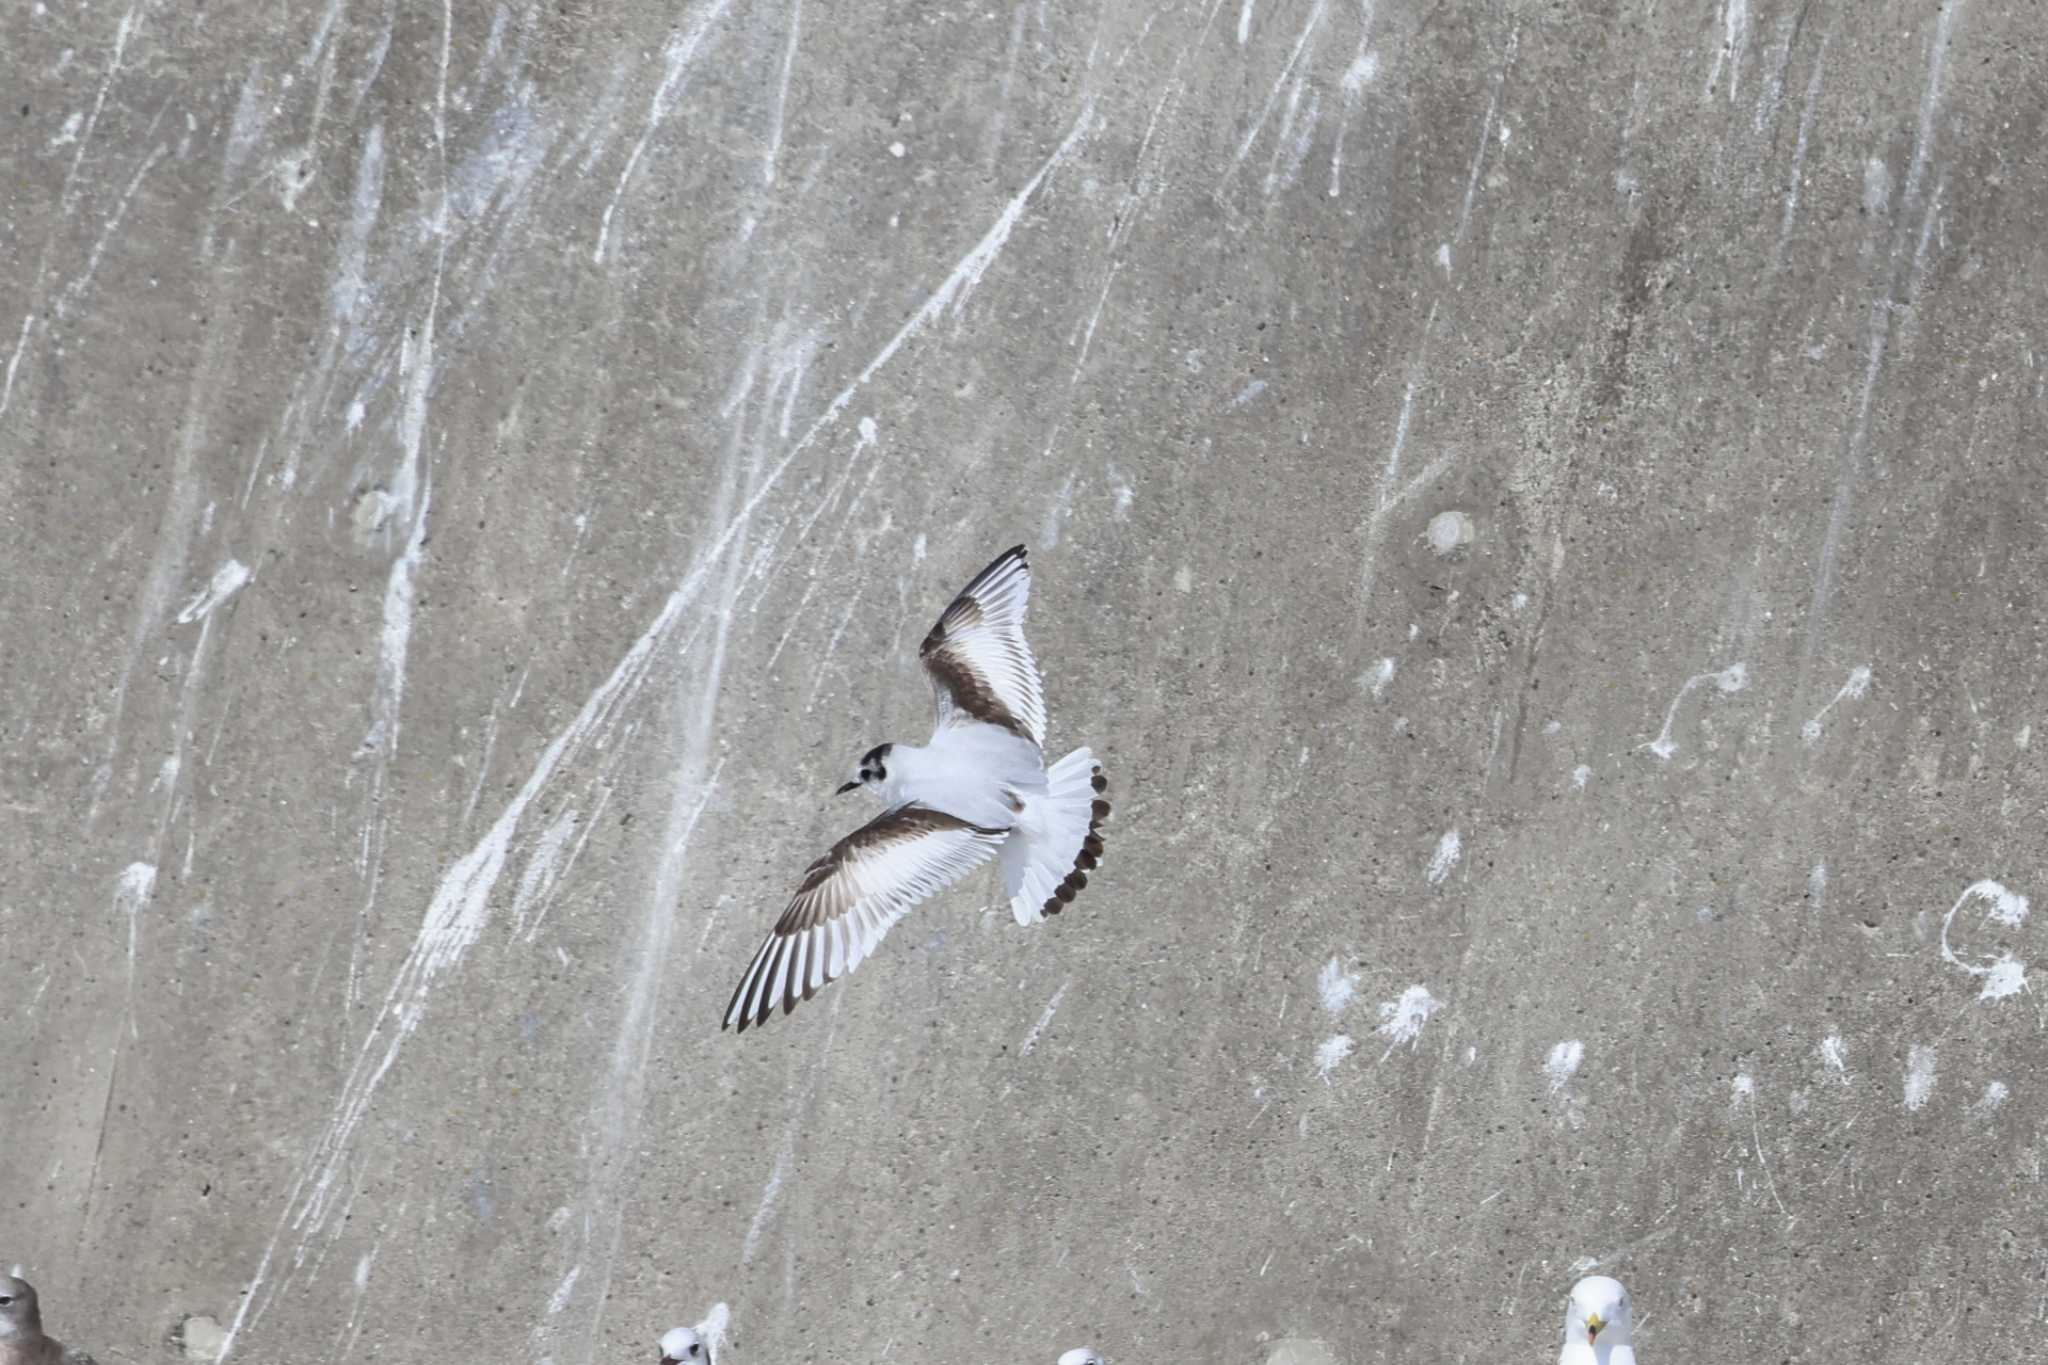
[1058,1349,1105,1365]
[1561,1275,1636,1363]
[660,1303,730,1365]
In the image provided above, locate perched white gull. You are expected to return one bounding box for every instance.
[1559,1275,1637,1365]
[724,545,1109,1032]
[0,1274,96,1365]
[1058,1350,1105,1365]
[658,1302,730,1365]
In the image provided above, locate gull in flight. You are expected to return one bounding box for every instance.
[724,545,1110,1031]
[0,1273,96,1365]
[1559,1275,1637,1365]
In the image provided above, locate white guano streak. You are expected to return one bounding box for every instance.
[556,447,751,1358]
[595,0,737,263]
[1799,2,1958,677]
[1425,830,1461,885]
[1223,0,1327,183]
[174,559,253,624]
[1021,979,1071,1055]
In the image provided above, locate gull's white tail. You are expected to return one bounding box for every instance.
[1002,747,1109,924]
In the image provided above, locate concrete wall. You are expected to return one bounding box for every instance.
[4,0,2044,1361]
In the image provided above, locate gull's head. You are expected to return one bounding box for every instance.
[659,1327,709,1365]
[1565,1275,1633,1349]
[0,1275,40,1338]
[837,743,894,797]
[1058,1349,1105,1365]
[661,1303,730,1365]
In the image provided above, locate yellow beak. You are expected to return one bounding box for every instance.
[1585,1312,1604,1340]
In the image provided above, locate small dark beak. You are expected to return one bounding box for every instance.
[835,781,860,795]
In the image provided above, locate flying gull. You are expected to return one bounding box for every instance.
[724,545,1110,1031]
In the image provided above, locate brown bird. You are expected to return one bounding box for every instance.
[0,1275,96,1365]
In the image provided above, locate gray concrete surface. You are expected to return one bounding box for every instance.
[3,0,2044,1361]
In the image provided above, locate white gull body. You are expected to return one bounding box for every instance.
[723,545,1110,1032]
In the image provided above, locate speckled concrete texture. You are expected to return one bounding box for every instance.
[3,0,2045,1361]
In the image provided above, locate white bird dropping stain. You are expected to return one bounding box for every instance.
[1425,508,1474,555]
[1973,1081,2010,1116]
[1314,1034,1355,1083]
[113,862,158,966]
[1368,656,1396,701]
[1375,985,1442,1059]
[1544,1039,1584,1094]
[545,1265,579,1315]
[1425,829,1462,885]
[1862,156,1892,216]
[174,559,254,624]
[1317,958,1359,1015]
[1020,980,1069,1056]
[1705,0,1750,99]
[1903,1045,1937,1110]
[1938,879,2031,1002]
[1802,664,1872,743]
[1808,862,1828,908]
[1570,764,1592,791]
[1820,1033,1849,1079]
[1643,661,1749,759]
[1731,1072,1756,1104]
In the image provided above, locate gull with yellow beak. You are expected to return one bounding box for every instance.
[1560,1275,1637,1364]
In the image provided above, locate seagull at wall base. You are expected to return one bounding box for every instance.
[722,544,1112,1032]
[659,1302,730,1365]
[1559,1275,1638,1365]
[0,1274,97,1365]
